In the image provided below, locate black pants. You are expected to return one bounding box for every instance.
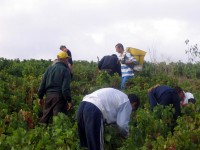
[77,101,104,150]
[40,93,67,124]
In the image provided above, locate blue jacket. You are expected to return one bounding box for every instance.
[67,50,73,65]
[98,55,121,76]
[148,85,181,119]
[149,86,173,105]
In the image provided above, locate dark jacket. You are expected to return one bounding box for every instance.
[67,50,73,65]
[38,62,72,103]
[98,55,121,76]
[148,85,181,119]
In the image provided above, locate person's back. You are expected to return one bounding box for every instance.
[77,87,140,150]
[148,85,181,120]
[66,50,73,65]
[60,45,73,78]
[150,85,173,101]
[98,55,121,76]
[43,62,70,93]
[37,51,72,124]
[83,88,131,124]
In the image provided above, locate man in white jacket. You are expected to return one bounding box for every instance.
[77,88,140,150]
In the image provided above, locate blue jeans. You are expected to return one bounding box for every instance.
[121,76,133,90]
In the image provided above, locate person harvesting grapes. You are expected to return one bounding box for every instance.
[37,51,72,124]
[77,87,140,150]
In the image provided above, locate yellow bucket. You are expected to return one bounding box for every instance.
[126,47,147,65]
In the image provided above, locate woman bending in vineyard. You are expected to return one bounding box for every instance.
[148,85,183,120]
[37,51,72,124]
[77,88,140,150]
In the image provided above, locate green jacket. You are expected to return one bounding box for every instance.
[38,62,72,103]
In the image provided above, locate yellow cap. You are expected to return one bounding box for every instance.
[57,51,70,59]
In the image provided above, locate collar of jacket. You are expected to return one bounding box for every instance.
[55,61,69,68]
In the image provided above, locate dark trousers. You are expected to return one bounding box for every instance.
[77,101,104,150]
[40,93,67,124]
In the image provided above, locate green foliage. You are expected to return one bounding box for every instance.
[0,58,200,149]
[95,71,121,89]
[0,113,79,150]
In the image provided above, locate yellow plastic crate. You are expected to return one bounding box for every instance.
[126,47,147,65]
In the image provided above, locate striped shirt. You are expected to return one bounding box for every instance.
[119,51,136,77]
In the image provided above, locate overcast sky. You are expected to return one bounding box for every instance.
[0,0,199,63]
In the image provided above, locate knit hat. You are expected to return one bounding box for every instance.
[57,51,70,59]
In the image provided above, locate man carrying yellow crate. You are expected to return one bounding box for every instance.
[115,43,137,89]
[115,43,147,89]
